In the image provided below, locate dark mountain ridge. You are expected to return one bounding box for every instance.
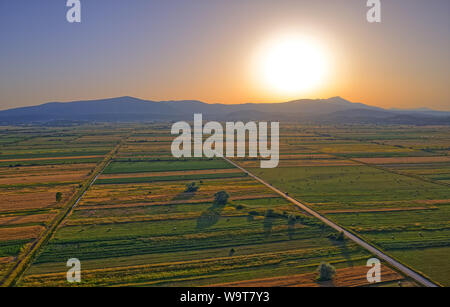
[0,96,448,125]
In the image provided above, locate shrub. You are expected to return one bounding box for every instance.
[55,192,63,202]
[327,231,345,241]
[317,262,336,281]
[214,191,229,206]
[185,182,199,193]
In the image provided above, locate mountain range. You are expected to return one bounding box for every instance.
[0,96,448,125]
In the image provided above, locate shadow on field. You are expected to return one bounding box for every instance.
[288,223,295,240]
[263,216,274,238]
[196,203,225,229]
[316,279,336,287]
[172,191,196,202]
[329,239,354,267]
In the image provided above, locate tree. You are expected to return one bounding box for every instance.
[214,191,229,206]
[55,192,63,202]
[317,262,336,281]
[327,231,345,241]
[185,182,199,193]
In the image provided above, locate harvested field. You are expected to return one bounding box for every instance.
[0,225,45,242]
[210,265,403,287]
[354,156,450,164]
[0,185,76,212]
[414,199,450,205]
[0,213,56,227]
[0,155,104,162]
[0,163,96,177]
[0,171,90,185]
[79,178,270,207]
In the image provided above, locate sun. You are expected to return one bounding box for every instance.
[257,34,329,95]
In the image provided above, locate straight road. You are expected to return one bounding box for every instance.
[224,157,439,287]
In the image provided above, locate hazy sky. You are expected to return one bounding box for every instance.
[0,0,449,110]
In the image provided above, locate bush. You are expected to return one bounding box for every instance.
[214,191,229,206]
[317,262,336,281]
[185,182,199,193]
[327,231,345,241]
[55,192,62,202]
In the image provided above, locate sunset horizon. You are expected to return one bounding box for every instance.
[1,1,449,111]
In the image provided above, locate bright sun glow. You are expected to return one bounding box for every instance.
[257,34,329,95]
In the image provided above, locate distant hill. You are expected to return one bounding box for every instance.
[0,96,448,125]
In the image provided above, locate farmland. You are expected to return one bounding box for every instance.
[241,125,450,286]
[0,125,130,282]
[2,123,448,287]
[0,124,412,287]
